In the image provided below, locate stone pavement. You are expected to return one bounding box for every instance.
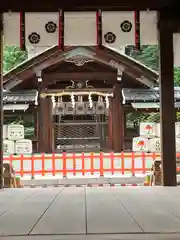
[0,187,180,239]
[0,234,180,240]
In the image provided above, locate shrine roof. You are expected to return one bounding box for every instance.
[131,102,180,109]
[3,87,180,105]
[3,45,158,90]
[3,90,37,104]
[122,87,180,103]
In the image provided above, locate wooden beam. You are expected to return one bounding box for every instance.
[3,70,34,90]
[3,77,23,91]
[43,88,113,93]
[33,54,65,74]
[158,10,180,33]
[43,72,117,82]
[89,47,157,86]
[158,11,177,186]
[1,0,173,12]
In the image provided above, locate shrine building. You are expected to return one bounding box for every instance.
[3,45,180,153]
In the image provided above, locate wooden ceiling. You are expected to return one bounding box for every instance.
[2,0,178,12]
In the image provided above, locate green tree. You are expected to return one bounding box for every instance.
[174,67,180,86]
[125,45,180,124]
[129,45,159,71]
[127,45,180,86]
[3,46,28,73]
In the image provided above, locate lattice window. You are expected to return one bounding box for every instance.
[54,116,108,152]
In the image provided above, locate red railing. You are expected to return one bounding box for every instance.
[3,152,180,178]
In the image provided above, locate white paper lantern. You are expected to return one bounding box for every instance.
[3,140,15,154]
[64,102,75,115]
[139,122,157,137]
[176,138,180,152]
[3,125,8,139]
[148,137,161,153]
[75,103,85,115]
[96,97,105,115]
[15,139,32,154]
[7,125,24,140]
[156,123,161,138]
[85,102,95,115]
[132,137,150,152]
[156,123,180,138]
[175,122,180,137]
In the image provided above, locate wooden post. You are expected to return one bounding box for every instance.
[38,96,53,153]
[108,98,113,150]
[34,107,38,152]
[112,82,123,152]
[121,104,125,151]
[123,110,126,149]
[158,11,177,186]
[46,97,53,152]
[0,14,3,189]
[38,90,45,152]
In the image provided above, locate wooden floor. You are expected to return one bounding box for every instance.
[0,187,180,240]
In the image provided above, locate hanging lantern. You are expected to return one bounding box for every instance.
[85,102,95,115]
[51,94,56,108]
[64,102,75,115]
[88,93,93,108]
[105,94,109,109]
[76,96,85,115]
[56,96,64,115]
[96,96,105,114]
[71,93,75,108]
[35,91,38,106]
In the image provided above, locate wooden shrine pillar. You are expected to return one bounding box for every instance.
[38,96,53,153]
[123,111,126,147]
[112,82,123,152]
[158,11,177,186]
[108,98,113,150]
[0,14,3,189]
[121,106,125,150]
[34,107,38,152]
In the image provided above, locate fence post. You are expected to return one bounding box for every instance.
[131,152,135,176]
[73,153,76,176]
[62,152,67,178]
[20,154,24,178]
[100,152,104,177]
[90,152,94,176]
[31,154,35,180]
[82,152,85,176]
[142,152,146,175]
[110,152,114,175]
[52,153,56,177]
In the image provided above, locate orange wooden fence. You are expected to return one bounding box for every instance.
[3,152,180,178]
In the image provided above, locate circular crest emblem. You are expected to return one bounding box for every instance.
[120,20,132,32]
[104,32,116,44]
[28,32,40,44]
[45,21,57,33]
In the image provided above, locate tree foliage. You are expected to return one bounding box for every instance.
[174,67,180,86]
[3,46,28,73]
[128,45,159,71]
[126,45,180,86]
[126,45,180,125]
